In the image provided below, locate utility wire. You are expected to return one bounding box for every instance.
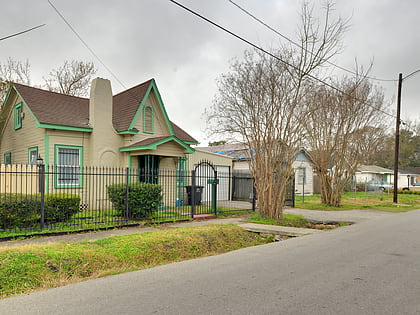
[47,0,128,92]
[47,0,178,134]
[0,24,46,41]
[168,0,396,119]
[227,0,396,83]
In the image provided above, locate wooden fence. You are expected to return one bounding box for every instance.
[0,164,38,194]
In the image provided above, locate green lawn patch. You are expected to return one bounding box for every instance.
[247,213,348,229]
[294,192,420,212]
[0,225,273,299]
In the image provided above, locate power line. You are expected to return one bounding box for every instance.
[0,24,46,41]
[47,0,128,92]
[168,0,396,119]
[227,0,396,83]
[47,0,176,133]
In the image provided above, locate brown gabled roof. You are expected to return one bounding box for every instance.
[124,136,169,148]
[112,79,152,132]
[10,80,197,144]
[13,83,90,128]
[171,121,197,143]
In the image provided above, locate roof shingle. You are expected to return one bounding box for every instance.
[11,80,197,143]
[13,83,89,128]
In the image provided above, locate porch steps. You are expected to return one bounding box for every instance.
[171,209,216,220]
[193,214,217,220]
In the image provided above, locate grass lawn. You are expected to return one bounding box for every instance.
[0,224,274,299]
[294,191,420,212]
[247,213,348,229]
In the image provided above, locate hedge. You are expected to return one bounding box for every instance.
[44,193,81,222]
[0,194,40,229]
[0,193,81,229]
[107,182,163,219]
[396,189,420,195]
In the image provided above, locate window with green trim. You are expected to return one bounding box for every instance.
[143,105,154,134]
[55,145,83,188]
[14,103,22,130]
[28,147,38,165]
[4,152,12,165]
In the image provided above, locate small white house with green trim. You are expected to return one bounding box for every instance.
[0,78,198,190]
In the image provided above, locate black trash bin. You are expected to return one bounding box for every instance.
[186,186,204,205]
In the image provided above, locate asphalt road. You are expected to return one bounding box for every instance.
[1,210,420,315]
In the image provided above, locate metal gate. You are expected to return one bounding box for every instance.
[191,160,218,216]
[232,171,294,207]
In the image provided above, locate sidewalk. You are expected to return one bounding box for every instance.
[0,209,399,248]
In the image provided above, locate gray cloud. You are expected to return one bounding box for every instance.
[1,0,419,144]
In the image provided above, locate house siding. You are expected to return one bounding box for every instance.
[188,149,233,170]
[45,129,90,167]
[131,91,171,143]
[292,160,314,195]
[0,97,44,164]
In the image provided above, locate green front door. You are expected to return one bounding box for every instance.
[138,155,159,184]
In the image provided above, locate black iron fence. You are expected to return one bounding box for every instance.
[0,163,295,236]
[232,170,295,207]
[0,164,257,235]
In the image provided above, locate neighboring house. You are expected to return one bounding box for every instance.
[397,169,419,189]
[355,165,418,190]
[0,78,198,203]
[196,144,314,195]
[400,167,420,185]
[355,165,394,187]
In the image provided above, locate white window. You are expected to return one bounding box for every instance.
[28,147,38,165]
[297,167,306,185]
[143,105,154,133]
[55,145,82,187]
[4,152,12,165]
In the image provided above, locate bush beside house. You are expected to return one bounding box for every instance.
[0,193,81,229]
[107,182,163,219]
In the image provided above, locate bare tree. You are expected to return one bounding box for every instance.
[43,60,97,97]
[0,57,31,103]
[302,75,387,206]
[207,1,348,221]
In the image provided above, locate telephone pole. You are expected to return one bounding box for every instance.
[393,73,402,203]
[393,69,420,203]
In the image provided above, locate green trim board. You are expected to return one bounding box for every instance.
[128,79,175,136]
[127,153,133,183]
[176,157,187,203]
[2,85,13,107]
[120,136,195,154]
[54,144,84,189]
[118,130,139,135]
[28,146,38,165]
[183,140,199,145]
[37,123,92,132]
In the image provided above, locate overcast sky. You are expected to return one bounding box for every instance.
[2,0,419,145]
